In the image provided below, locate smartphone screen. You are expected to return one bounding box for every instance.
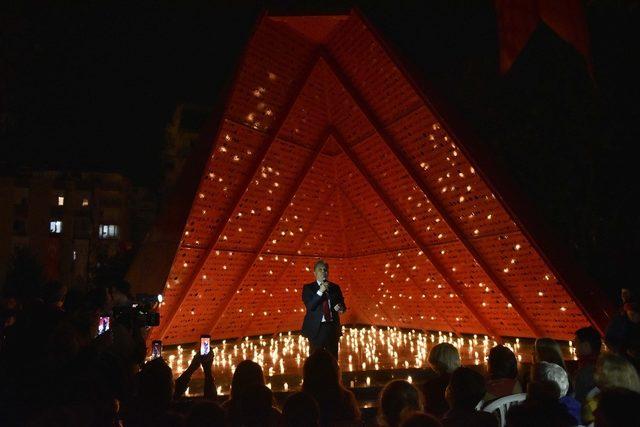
[200,335,211,355]
[98,316,110,335]
[151,340,162,359]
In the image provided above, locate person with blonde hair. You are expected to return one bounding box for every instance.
[428,343,461,375]
[421,343,461,418]
[594,352,640,391]
[582,352,640,424]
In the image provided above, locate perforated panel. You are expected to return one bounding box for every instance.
[225,19,316,133]
[152,12,595,345]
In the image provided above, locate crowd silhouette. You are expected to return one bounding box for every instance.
[2,280,640,426]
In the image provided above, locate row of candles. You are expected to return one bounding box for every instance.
[157,326,575,395]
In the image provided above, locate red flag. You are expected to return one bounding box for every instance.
[495,0,591,74]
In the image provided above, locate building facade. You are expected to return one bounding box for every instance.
[0,170,157,290]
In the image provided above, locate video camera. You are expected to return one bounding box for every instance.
[113,293,161,328]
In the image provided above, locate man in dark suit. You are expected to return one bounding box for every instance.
[301,259,346,360]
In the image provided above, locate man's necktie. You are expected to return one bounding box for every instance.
[322,296,332,321]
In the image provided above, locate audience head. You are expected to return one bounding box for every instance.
[533,337,566,370]
[1,307,17,331]
[621,288,635,304]
[575,326,602,359]
[185,401,225,427]
[43,281,67,308]
[622,299,640,323]
[231,359,265,400]
[594,387,640,427]
[531,362,569,398]
[488,345,518,380]
[445,367,486,410]
[594,352,640,392]
[378,380,423,427]
[621,289,640,323]
[83,287,110,312]
[399,412,442,427]
[283,391,320,427]
[138,357,174,408]
[428,342,461,374]
[236,383,277,424]
[107,279,132,307]
[303,348,342,393]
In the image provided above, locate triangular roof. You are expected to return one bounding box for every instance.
[132,11,612,345]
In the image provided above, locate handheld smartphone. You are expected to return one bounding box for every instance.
[200,334,211,355]
[151,340,162,359]
[98,316,110,335]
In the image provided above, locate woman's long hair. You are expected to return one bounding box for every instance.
[302,349,342,399]
[302,349,360,425]
[533,338,567,370]
[377,380,423,427]
[230,360,265,400]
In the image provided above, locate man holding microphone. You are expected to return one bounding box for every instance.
[301,259,346,360]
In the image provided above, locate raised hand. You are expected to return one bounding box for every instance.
[201,349,214,371]
[318,281,329,293]
[187,353,202,373]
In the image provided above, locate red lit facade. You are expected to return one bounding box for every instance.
[137,12,610,345]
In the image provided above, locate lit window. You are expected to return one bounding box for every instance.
[98,224,120,239]
[73,250,77,261]
[49,221,62,234]
[82,198,89,207]
[57,196,64,206]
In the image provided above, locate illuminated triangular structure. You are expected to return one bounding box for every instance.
[131,11,613,345]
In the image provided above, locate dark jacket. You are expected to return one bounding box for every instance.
[421,372,451,418]
[442,407,498,427]
[605,313,640,354]
[301,281,345,339]
[559,395,581,425]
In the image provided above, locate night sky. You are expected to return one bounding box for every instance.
[2,0,639,299]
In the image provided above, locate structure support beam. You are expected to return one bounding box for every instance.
[323,51,543,338]
[332,162,377,326]
[207,131,331,336]
[332,130,502,340]
[333,185,413,327]
[223,116,336,158]
[158,54,322,340]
